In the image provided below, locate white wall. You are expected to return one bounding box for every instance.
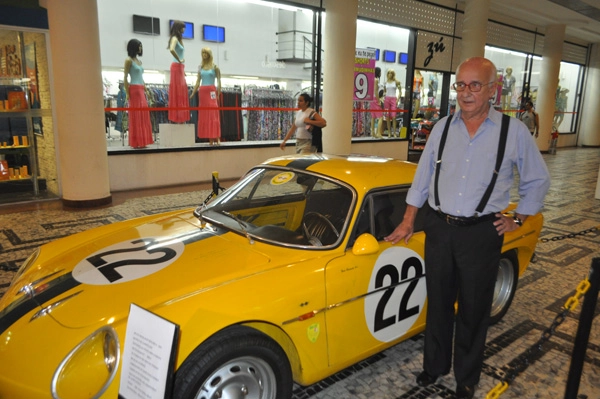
[97,0,311,80]
[108,140,409,191]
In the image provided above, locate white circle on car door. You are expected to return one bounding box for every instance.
[364,246,427,342]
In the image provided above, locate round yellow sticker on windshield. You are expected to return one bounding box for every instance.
[271,172,295,185]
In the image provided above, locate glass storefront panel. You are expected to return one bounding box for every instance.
[0,27,57,203]
[355,19,410,138]
[555,61,580,134]
[98,0,318,150]
[484,47,529,117]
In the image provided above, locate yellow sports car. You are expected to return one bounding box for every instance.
[0,154,543,399]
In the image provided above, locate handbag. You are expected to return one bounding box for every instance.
[308,111,323,152]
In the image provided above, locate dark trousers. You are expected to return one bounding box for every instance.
[422,205,503,386]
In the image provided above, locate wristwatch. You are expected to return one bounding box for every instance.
[512,216,523,227]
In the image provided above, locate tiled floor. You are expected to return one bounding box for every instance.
[0,147,599,399]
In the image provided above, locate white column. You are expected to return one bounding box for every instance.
[43,0,111,206]
[537,24,565,152]
[460,0,490,60]
[321,0,358,155]
[579,43,600,147]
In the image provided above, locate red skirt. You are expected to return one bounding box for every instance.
[128,85,154,148]
[168,62,190,123]
[197,85,221,139]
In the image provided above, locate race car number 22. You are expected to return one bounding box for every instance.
[73,238,185,285]
[364,247,427,342]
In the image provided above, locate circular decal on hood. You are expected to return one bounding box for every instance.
[73,238,184,285]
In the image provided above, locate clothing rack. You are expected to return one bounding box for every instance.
[244,87,295,141]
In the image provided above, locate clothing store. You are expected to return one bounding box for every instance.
[0,0,590,204]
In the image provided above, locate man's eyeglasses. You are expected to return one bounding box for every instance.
[452,81,495,92]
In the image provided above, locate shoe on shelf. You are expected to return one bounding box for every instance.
[456,384,475,399]
[416,370,438,387]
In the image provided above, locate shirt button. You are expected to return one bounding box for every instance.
[459,193,462,196]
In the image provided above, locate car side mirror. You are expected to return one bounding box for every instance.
[352,233,380,255]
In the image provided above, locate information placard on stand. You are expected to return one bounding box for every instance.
[118,304,180,399]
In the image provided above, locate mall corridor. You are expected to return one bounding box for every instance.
[0,147,599,399]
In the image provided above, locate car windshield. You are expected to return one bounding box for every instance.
[199,167,354,248]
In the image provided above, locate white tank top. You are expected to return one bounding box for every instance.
[385,81,397,97]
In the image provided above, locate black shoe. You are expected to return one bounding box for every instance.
[456,384,475,399]
[416,370,438,387]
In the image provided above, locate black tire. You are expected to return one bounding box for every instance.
[489,250,519,324]
[173,325,293,399]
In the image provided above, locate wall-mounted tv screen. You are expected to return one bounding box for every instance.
[398,52,408,64]
[170,20,194,39]
[383,50,396,63]
[203,25,225,43]
[133,15,160,35]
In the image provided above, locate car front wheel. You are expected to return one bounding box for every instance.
[490,250,519,324]
[173,325,293,399]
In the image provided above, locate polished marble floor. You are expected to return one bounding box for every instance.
[0,147,599,399]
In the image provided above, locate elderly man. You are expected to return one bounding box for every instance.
[385,57,550,399]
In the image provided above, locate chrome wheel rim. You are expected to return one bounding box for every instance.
[491,257,515,318]
[195,356,277,399]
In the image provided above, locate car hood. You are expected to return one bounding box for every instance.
[1,209,274,329]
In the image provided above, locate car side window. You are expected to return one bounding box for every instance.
[350,189,425,246]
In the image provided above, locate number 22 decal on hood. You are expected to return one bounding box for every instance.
[73,238,185,285]
[364,247,426,342]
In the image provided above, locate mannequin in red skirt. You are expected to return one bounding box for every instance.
[190,47,222,146]
[168,20,190,123]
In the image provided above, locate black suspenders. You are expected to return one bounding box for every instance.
[433,113,510,216]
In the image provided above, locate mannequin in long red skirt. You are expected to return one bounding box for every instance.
[123,39,154,148]
[190,47,221,145]
[168,20,190,123]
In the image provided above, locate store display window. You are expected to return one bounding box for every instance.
[0,27,57,204]
[354,19,410,139]
[98,0,319,151]
[554,61,581,134]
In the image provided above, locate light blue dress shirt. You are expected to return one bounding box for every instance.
[406,107,550,217]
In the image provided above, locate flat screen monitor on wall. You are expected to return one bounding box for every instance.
[383,50,396,63]
[398,52,408,64]
[170,20,194,39]
[133,15,160,35]
[203,25,225,43]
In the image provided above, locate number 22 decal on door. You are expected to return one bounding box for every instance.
[364,247,426,342]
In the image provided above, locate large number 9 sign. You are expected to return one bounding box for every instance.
[354,73,370,100]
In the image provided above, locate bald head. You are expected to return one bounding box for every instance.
[456,57,497,83]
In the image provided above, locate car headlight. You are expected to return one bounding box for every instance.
[51,326,120,399]
[11,247,40,284]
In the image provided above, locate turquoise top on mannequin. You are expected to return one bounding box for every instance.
[200,68,216,86]
[173,41,184,63]
[129,61,144,85]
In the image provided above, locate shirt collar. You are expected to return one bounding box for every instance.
[453,106,503,128]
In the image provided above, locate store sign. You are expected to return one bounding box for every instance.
[354,48,376,101]
[414,32,456,71]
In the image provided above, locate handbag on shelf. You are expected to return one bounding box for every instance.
[308,111,323,152]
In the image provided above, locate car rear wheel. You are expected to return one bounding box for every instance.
[173,325,293,399]
[490,250,519,324]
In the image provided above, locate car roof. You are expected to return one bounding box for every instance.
[261,154,417,191]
